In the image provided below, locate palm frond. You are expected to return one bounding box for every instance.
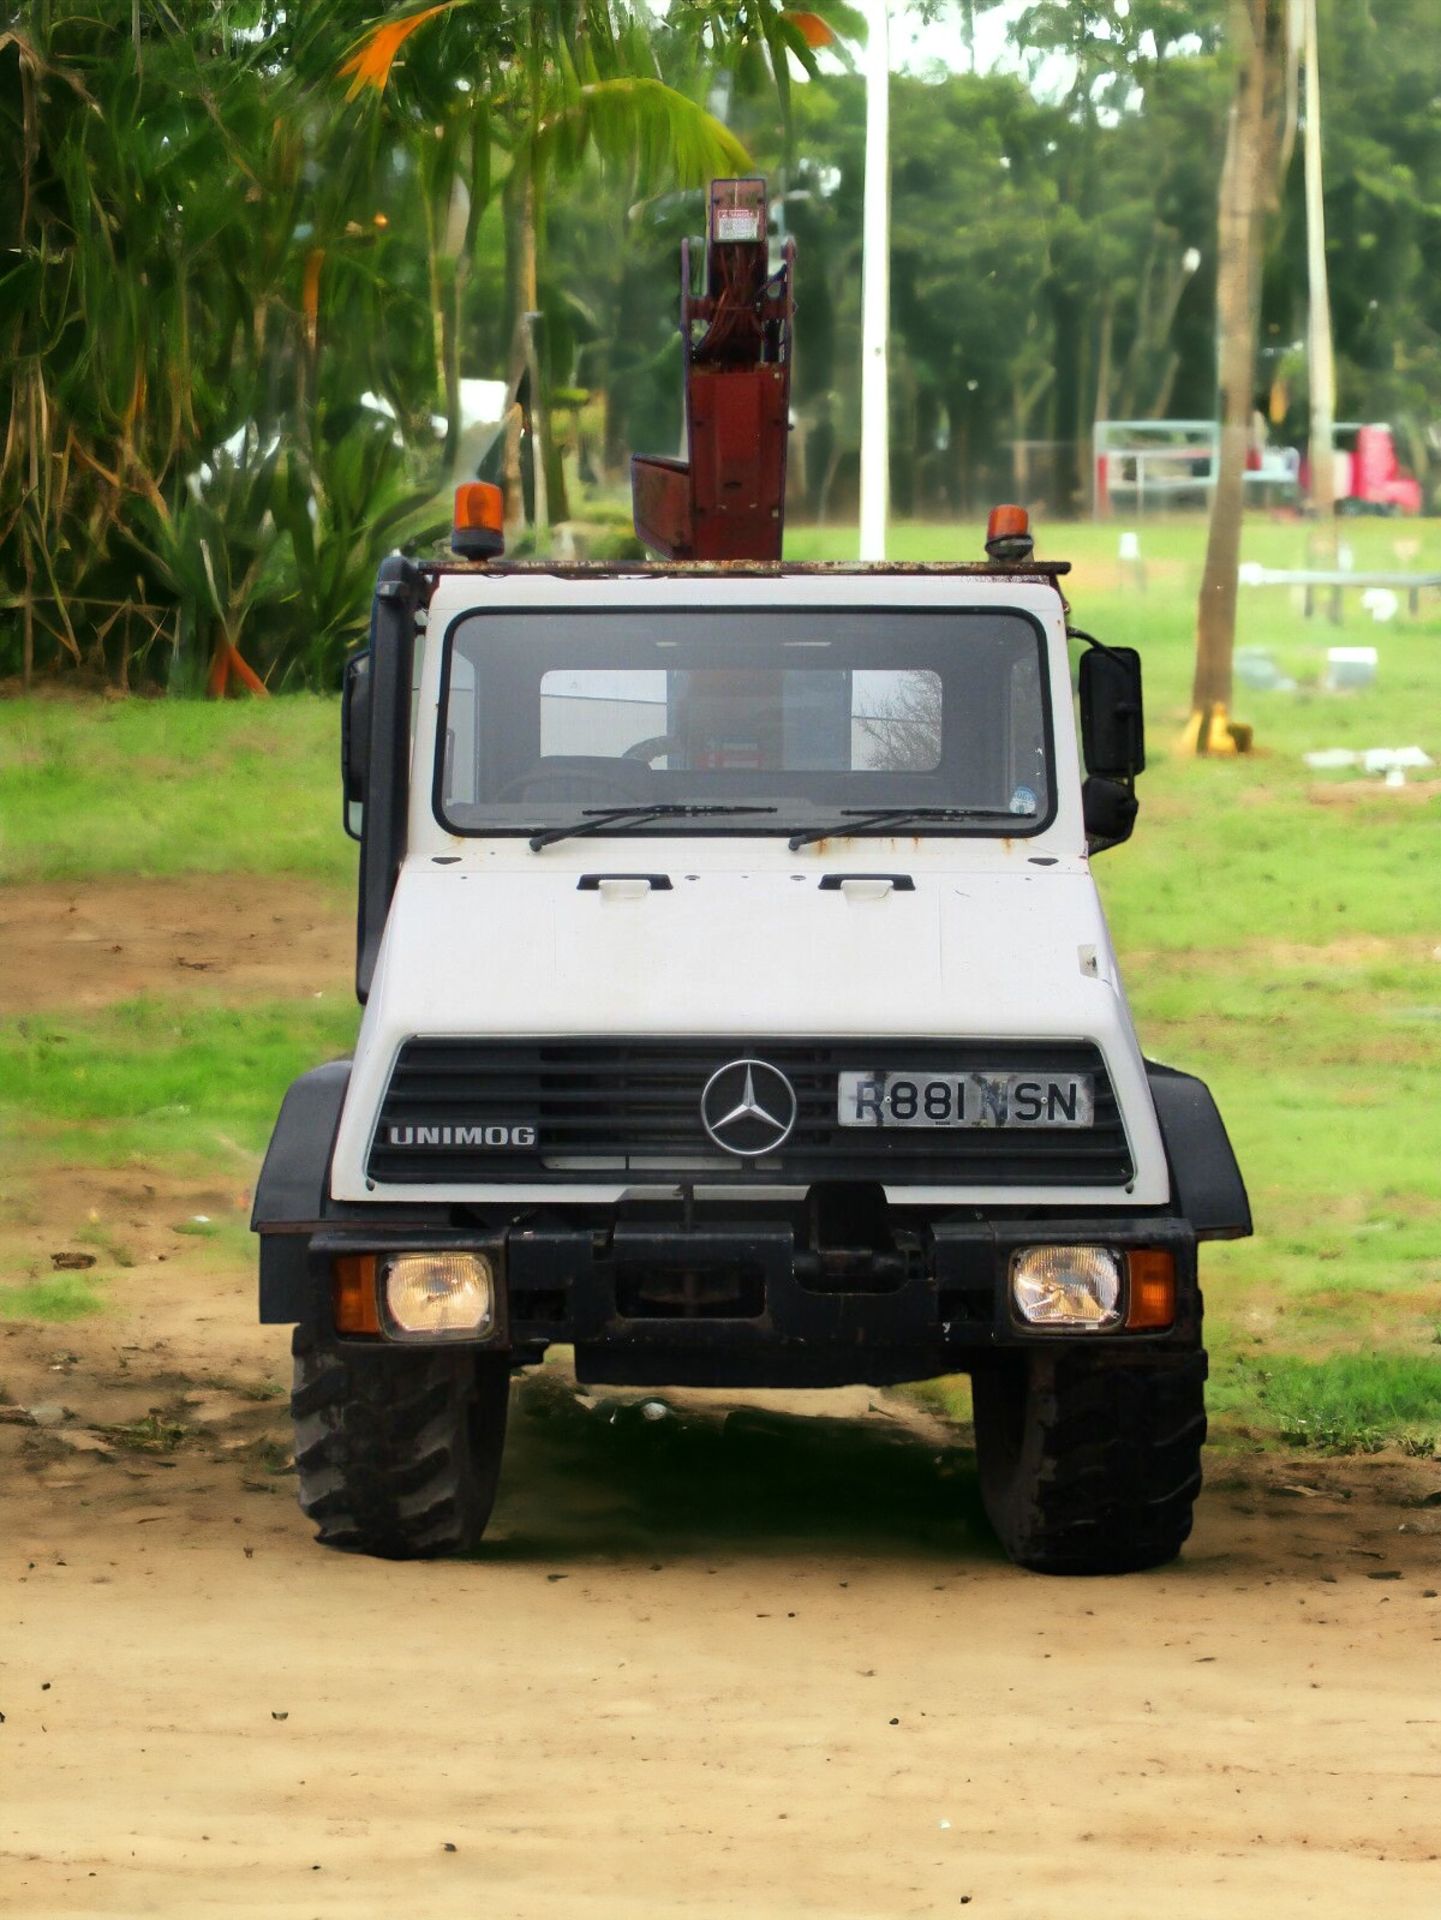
[337,3,460,100]
[537,75,752,195]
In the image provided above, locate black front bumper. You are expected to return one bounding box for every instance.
[261,1213,1200,1389]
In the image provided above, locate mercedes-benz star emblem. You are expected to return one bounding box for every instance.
[700,1058,798,1158]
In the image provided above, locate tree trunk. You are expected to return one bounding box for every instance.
[1150,351,1181,421]
[501,181,529,541]
[1190,97,1256,730]
[439,254,462,477]
[1116,241,1159,420]
[1189,0,1293,750]
[21,540,34,693]
[422,194,448,438]
[951,395,970,518]
[1093,297,1114,434]
[1049,277,1078,512]
[510,174,549,542]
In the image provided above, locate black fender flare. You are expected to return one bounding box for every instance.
[252,1061,351,1323]
[1145,1060,1252,1241]
[252,1060,352,1236]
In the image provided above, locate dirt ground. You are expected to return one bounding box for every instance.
[0,876,354,1013]
[3,878,1441,1919]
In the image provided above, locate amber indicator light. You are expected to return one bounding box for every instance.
[332,1254,381,1335]
[1125,1249,1176,1329]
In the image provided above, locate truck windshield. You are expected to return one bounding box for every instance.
[435,608,1052,838]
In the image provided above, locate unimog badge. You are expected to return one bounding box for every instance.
[385,1123,537,1149]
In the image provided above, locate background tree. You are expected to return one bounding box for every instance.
[333,0,757,536]
[1188,0,1295,752]
[0,1,451,690]
[1268,0,1441,500]
[5,0,1441,693]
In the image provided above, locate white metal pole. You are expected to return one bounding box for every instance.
[859,0,890,562]
[1303,0,1337,548]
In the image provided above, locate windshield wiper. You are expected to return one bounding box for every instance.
[787,806,1008,852]
[529,804,776,853]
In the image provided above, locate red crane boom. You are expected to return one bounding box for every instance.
[631,178,795,563]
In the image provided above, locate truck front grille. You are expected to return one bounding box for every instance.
[366,1039,1133,1188]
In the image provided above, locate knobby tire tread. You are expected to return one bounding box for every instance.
[973,1339,1207,1576]
[291,1325,509,1559]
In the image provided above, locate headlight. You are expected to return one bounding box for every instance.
[1010,1246,1122,1330]
[382,1252,496,1339]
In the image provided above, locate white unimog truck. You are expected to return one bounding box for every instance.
[252,185,1249,1574]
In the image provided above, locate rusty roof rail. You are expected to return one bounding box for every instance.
[420,559,1072,582]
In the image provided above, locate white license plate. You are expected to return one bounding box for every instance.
[837,1070,1094,1129]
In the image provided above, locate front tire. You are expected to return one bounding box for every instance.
[971,1347,1207,1575]
[291,1327,510,1558]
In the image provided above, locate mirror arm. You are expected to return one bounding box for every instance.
[1067,624,1125,663]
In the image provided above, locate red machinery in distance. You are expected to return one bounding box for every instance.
[631,178,795,563]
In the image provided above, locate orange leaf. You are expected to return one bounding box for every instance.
[337,3,454,100]
[780,9,835,48]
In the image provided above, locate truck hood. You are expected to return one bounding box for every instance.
[364,863,1126,1040]
[333,862,1167,1205]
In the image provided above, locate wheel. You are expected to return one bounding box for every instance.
[290,1326,510,1558]
[971,1346,1207,1575]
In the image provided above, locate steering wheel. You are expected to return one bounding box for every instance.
[491,761,649,803]
[622,734,683,765]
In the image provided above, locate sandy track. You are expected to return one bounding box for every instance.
[3,1258,1440,1920]
[3,877,1441,1916]
[0,876,353,1013]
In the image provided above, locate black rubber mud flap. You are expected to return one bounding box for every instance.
[972,1342,1208,1575]
[291,1327,510,1558]
[1145,1061,1252,1240]
[252,1062,351,1322]
[253,1061,352,1228]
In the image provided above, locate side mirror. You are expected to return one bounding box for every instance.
[1078,645,1145,780]
[341,652,371,843]
[1082,775,1138,850]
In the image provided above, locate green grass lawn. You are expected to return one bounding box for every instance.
[1,511,1438,1449]
[0,695,349,884]
[0,997,358,1170]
